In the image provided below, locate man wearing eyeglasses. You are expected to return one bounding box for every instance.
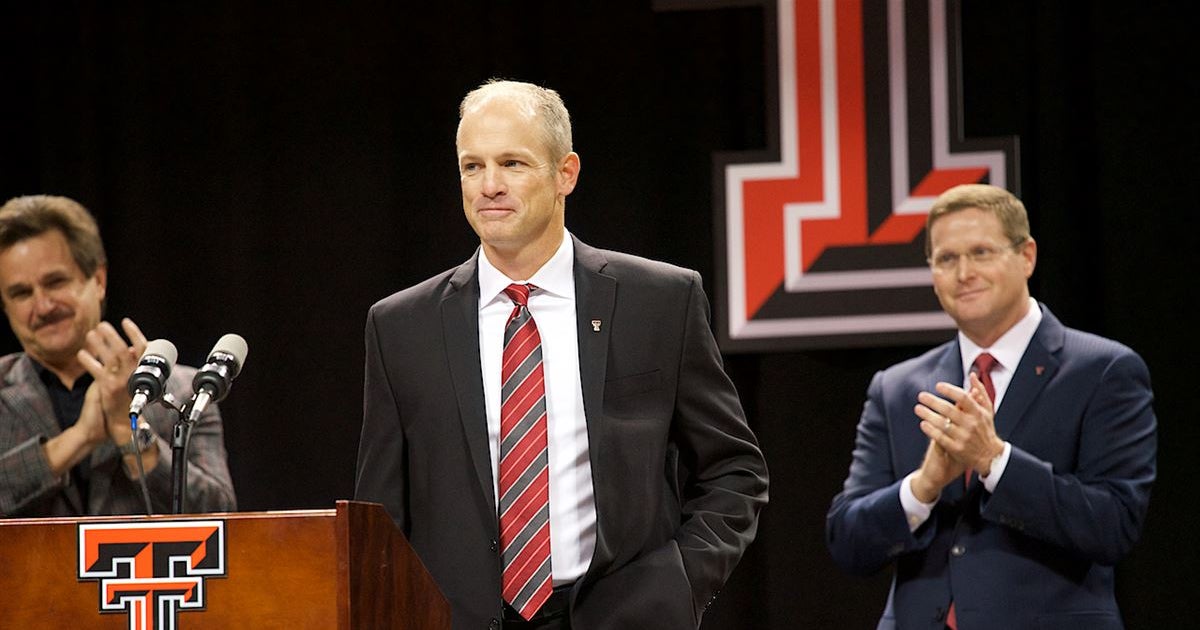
[826,183,1157,629]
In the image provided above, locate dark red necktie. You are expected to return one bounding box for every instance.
[947,352,999,630]
[963,352,999,486]
[498,283,553,620]
[971,352,998,406]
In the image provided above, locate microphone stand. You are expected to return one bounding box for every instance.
[154,393,193,515]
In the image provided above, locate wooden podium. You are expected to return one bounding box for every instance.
[1,500,451,629]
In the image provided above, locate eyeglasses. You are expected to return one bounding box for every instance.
[928,240,1025,273]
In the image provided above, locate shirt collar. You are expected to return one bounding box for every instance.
[30,356,92,393]
[958,296,1043,374]
[478,229,575,309]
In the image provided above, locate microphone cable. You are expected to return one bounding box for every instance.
[127,414,155,516]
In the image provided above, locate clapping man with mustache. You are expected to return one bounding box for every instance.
[0,194,235,517]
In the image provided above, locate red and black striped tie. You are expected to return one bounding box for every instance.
[498,283,552,620]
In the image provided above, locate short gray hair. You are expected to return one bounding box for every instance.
[458,78,573,163]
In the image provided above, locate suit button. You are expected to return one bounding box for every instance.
[489,618,500,629]
[490,538,499,552]
[951,544,965,557]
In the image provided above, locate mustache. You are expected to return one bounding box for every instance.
[31,307,73,331]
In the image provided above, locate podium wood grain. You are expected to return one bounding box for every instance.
[1,500,450,630]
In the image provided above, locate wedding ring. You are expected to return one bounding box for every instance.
[943,418,952,431]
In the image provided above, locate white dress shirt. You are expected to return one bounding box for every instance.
[902,297,1043,531]
[477,230,596,584]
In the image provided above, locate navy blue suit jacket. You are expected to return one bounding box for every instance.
[826,304,1156,630]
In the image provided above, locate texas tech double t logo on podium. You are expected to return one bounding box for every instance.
[77,520,227,629]
[2,501,449,629]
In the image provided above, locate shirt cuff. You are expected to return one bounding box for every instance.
[900,472,937,532]
[979,441,1013,493]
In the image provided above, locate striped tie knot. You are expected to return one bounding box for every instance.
[504,283,535,306]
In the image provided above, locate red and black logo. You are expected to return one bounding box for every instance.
[77,520,227,630]
[703,0,1019,350]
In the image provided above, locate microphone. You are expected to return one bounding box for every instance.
[187,333,248,423]
[127,339,179,424]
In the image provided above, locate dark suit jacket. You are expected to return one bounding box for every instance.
[0,353,237,517]
[826,304,1156,630]
[355,236,769,630]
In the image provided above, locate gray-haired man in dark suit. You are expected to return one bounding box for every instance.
[355,79,769,630]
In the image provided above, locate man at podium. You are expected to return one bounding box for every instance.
[356,79,769,630]
[0,194,236,517]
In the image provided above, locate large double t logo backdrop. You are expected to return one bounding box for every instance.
[701,0,1018,351]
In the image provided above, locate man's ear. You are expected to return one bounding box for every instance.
[1020,238,1037,279]
[557,152,581,196]
[93,265,108,301]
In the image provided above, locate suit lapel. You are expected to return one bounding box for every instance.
[571,237,616,563]
[440,252,495,510]
[1,357,60,437]
[928,341,964,399]
[994,305,1063,440]
[928,342,970,502]
[572,237,615,450]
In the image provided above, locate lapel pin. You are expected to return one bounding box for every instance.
[591,319,602,332]
[1035,366,1045,376]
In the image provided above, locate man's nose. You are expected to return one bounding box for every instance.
[481,167,506,197]
[954,257,978,280]
[33,289,57,314]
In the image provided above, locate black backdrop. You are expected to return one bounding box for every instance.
[2,2,1196,628]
